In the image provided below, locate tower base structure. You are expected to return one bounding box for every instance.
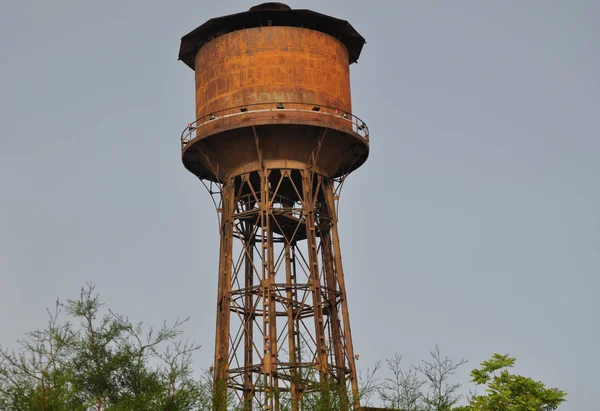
[207,161,360,410]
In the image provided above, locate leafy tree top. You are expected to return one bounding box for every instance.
[456,353,567,411]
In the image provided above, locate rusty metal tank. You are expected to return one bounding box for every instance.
[178,4,370,408]
[179,2,368,180]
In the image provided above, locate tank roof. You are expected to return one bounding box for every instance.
[249,3,291,11]
[178,4,366,70]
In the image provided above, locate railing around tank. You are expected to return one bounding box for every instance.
[180,102,369,150]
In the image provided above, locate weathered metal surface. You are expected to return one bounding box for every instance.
[195,26,351,119]
[178,3,369,410]
[182,103,369,147]
[180,101,369,180]
[182,122,368,181]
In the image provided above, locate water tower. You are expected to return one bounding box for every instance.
[178,3,369,409]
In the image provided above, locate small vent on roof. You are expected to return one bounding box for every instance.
[249,3,291,12]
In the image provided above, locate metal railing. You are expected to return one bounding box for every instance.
[180,102,369,149]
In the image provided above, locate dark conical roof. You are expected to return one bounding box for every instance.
[178,5,366,70]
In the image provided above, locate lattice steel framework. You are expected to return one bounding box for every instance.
[201,140,360,410]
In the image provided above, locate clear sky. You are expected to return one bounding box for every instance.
[1,1,598,409]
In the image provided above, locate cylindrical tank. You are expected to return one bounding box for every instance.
[195,26,352,118]
[179,3,369,180]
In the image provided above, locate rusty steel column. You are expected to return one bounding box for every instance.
[302,171,331,411]
[243,219,255,409]
[214,178,235,408]
[284,242,299,411]
[321,225,348,392]
[323,182,361,407]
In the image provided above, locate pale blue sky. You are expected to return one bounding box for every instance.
[1,1,598,409]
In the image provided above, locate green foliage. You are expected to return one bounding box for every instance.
[0,283,205,411]
[456,354,567,411]
[298,378,352,411]
[0,285,569,411]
